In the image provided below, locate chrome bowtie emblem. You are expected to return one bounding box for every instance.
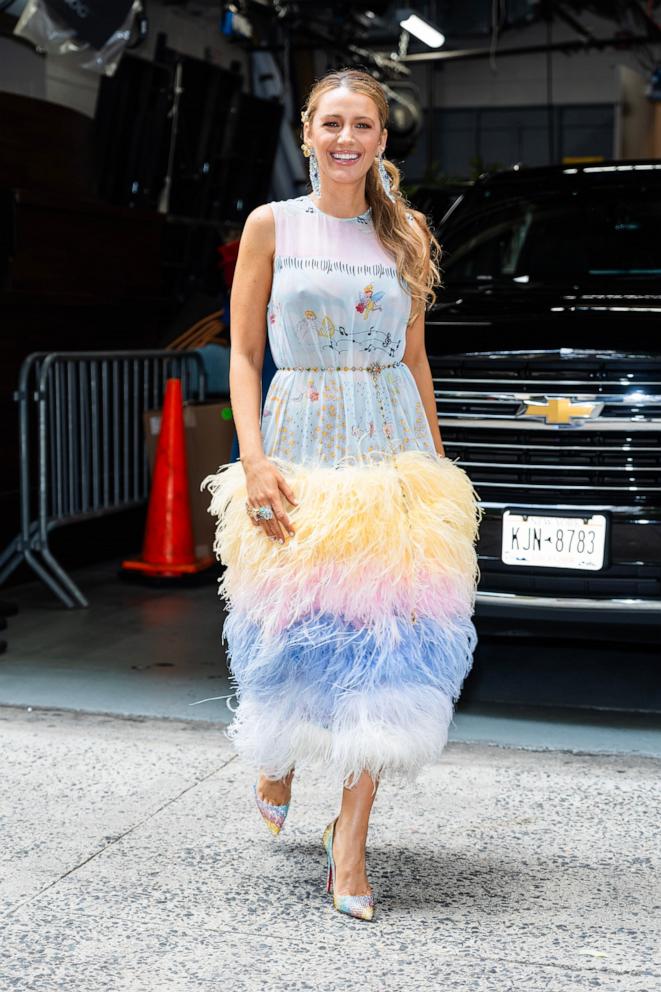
[517,396,604,426]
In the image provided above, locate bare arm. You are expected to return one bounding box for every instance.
[229,204,299,541]
[229,204,275,463]
[401,211,445,457]
[402,308,445,457]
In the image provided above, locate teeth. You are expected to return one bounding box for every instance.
[331,153,359,160]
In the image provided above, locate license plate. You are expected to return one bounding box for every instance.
[501,510,608,571]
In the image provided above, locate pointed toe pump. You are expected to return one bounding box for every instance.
[253,782,290,836]
[322,816,375,921]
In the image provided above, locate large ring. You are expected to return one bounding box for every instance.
[246,501,274,521]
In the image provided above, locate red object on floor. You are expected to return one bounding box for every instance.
[122,378,214,577]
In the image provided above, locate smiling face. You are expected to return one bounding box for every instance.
[303,86,386,192]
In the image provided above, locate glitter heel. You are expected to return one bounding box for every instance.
[253,782,290,836]
[322,816,375,921]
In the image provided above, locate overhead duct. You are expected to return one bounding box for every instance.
[13,0,143,74]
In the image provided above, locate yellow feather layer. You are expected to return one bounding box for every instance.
[203,450,483,610]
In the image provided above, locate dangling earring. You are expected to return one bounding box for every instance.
[308,147,321,196]
[377,151,395,203]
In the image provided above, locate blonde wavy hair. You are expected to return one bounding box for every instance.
[300,68,442,324]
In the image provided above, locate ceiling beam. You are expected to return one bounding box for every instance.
[398,32,661,63]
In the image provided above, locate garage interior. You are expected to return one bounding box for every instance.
[2,3,660,987]
[1,0,660,753]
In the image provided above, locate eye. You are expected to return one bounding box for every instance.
[322,121,372,128]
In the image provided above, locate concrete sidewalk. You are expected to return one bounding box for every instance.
[1,706,659,992]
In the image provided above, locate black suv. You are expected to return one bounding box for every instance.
[424,160,661,642]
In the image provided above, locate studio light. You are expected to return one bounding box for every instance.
[398,11,445,49]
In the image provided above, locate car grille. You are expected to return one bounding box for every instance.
[477,561,660,598]
[433,351,661,508]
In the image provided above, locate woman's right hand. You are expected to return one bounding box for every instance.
[242,454,298,543]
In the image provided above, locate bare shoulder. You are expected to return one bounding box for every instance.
[240,203,275,256]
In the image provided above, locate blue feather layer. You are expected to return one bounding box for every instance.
[223,609,477,726]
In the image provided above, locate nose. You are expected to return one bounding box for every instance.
[337,123,354,143]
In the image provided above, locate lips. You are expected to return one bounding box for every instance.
[330,152,361,164]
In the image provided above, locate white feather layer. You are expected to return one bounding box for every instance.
[226,685,454,788]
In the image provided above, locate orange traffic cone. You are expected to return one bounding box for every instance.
[122,378,214,577]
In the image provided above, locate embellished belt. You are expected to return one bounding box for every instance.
[277,361,403,375]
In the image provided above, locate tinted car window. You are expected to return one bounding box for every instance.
[441,190,661,283]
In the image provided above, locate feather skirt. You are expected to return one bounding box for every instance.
[203,450,483,788]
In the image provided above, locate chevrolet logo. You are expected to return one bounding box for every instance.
[516,396,604,425]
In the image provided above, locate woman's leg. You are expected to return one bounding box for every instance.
[331,771,379,896]
[256,769,294,805]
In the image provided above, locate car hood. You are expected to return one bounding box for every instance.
[426,284,661,354]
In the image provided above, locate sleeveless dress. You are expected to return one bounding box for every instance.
[204,195,482,788]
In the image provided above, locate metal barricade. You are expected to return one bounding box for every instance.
[0,351,206,608]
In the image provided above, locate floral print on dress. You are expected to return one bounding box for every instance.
[260,196,437,464]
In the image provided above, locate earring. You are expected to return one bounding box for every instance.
[308,147,321,196]
[377,151,395,203]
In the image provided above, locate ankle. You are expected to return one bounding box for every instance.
[333,817,367,860]
[257,770,293,803]
[335,812,366,837]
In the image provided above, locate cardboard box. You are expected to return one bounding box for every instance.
[144,401,235,560]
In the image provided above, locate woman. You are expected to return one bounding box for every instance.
[204,68,482,921]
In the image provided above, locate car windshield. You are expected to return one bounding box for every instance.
[440,188,661,284]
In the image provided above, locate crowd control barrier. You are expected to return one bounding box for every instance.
[0,351,206,608]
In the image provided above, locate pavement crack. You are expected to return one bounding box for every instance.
[2,754,237,919]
